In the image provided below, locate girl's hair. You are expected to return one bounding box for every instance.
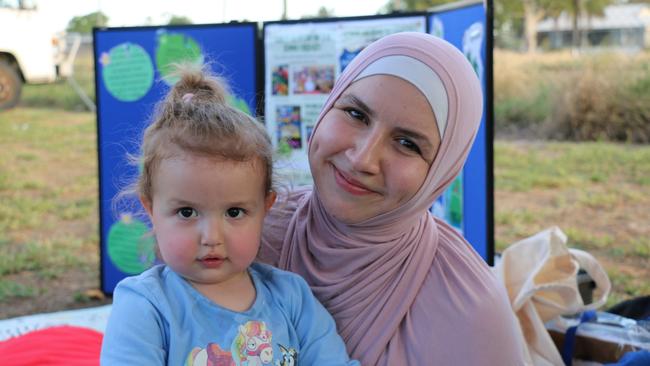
[138,64,273,203]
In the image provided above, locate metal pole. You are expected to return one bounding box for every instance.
[282,0,287,20]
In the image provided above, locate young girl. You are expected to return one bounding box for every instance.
[100,67,358,366]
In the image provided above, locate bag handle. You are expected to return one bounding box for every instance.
[569,248,611,309]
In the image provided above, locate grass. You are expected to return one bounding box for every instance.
[494,142,650,191]
[494,141,650,307]
[0,107,98,304]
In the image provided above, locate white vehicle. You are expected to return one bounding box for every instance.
[0,0,69,109]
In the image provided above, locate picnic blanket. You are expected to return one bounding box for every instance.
[0,305,111,366]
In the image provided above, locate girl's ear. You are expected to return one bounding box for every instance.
[140,195,153,217]
[264,191,277,212]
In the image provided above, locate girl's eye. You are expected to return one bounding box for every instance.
[177,207,198,219]
[226,208,245,219]
[397,138,422,155]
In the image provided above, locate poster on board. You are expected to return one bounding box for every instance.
[264,15,427,187]
[94,23,258,294]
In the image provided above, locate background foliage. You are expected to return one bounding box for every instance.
[494,50,650,142]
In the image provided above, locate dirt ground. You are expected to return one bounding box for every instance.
[0,269,111,319]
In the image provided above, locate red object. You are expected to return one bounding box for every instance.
[0,326,102,366]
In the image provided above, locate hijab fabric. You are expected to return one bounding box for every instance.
[277,32,484,365]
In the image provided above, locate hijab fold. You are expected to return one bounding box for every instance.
[275,32,485,365]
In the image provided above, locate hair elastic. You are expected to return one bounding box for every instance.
[181,93,194,103]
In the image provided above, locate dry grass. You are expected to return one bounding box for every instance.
[0,107,109,318]
[494,49,650,141]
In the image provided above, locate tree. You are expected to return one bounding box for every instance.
[496,0,583,53]
[66,11,109,34]
[382,0,456,12]
[494,0,525,49]
[167,15,193,25]
[571,0,610,48]
[301,6,334,19]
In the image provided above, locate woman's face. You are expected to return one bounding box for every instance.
[309,75,441,224]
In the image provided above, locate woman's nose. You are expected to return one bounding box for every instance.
[201,218,223,247]
[346,129,382,175]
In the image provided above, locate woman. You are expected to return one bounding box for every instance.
[259,32,526,365]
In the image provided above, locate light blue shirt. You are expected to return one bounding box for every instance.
[101,262,358,366]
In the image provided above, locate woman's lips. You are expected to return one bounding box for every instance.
[332,165,375,196]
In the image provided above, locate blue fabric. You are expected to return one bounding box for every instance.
[101,262,358,366]
[605,350,650,366]
[561,310,597,366]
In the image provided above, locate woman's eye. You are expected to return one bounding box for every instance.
[177,207,198,219]
[226,208,245,219]
[397,138,422,155]
[345,108,366,122]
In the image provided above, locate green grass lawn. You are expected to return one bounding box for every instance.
[0,108,100,311]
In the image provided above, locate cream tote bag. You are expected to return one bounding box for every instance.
[493,226,611,366]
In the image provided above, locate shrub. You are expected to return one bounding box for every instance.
[495,50,650,142]
[549,60,650,143]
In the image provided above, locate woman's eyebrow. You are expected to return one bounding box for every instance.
[338,94,374,118]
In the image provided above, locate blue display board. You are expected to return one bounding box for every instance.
[429,0,493,262]
[94,23,258,294]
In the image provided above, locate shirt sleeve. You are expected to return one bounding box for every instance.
[100,279,167,365]
[286,273,360,366]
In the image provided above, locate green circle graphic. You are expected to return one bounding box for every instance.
[101,43,154,102]
[156,32,204,85]
[107,214,156,274]
[227,95,252,115]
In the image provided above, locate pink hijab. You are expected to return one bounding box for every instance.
[262,32,523,365]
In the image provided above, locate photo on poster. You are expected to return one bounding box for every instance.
[271,64,289,96]
[292,65,335,94]
[305,124,315,143]
[276,105,303,149]
[339,47,364,72]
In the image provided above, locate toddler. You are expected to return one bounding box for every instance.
[100,66,358,366]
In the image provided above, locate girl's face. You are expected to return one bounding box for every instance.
[141,153,275,294]
[309,75,441,224]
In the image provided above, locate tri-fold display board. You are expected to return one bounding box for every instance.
[95,0,492,294]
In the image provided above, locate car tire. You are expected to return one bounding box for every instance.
[0,60,22,110]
